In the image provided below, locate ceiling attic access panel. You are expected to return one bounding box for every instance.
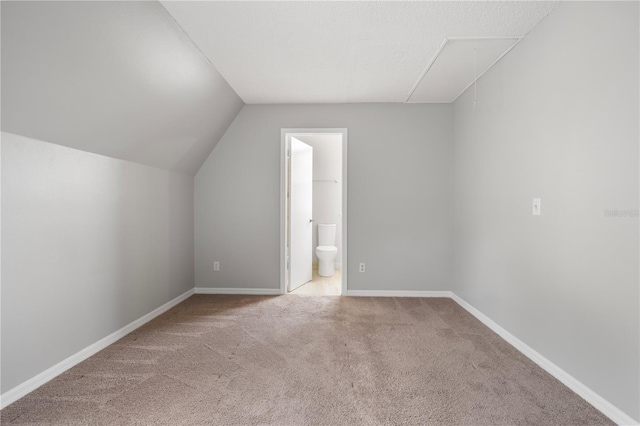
[407,37,522,103]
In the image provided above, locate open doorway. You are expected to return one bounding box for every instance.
[280,129,348,295]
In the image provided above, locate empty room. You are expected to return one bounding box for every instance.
[1,1,638,425]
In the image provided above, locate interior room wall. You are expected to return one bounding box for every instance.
[1,132,195,394]
[452,1,639,420]
[1,1,244,175]
[294,134,343,268]
[195,103,453,292]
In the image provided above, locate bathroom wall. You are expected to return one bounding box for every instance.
[295,134,343,268]
[452,1,639,420]
[1,132,195,394]
[195,103,453,292]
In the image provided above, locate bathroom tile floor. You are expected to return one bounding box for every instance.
[289,270,341,295]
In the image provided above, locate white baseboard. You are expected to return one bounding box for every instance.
[346,290,453,298]
[0,289,194,410]
[2,287,635,425]
[450,293,638,426]
[194,287,281,295]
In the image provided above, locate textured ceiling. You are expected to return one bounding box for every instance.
[1,1,244,175]
[162,1,558,104]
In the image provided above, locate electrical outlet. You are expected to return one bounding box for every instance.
[213,261,220,271]
[359,263,366,273]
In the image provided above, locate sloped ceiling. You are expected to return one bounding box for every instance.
[1,1,244,175]
[161,1,558,104]
[1,1,558,174]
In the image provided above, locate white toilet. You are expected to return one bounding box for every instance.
[316,224,338,277]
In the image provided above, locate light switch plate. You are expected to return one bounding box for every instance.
[532,198,541,216]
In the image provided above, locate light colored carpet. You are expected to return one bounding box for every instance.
[1,295,613,425]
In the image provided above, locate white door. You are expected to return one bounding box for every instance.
[289,137,313,291]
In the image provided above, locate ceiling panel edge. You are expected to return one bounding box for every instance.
[405,36,524,104]
[449,37,523,103]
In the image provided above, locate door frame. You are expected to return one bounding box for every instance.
[280,128,348,295]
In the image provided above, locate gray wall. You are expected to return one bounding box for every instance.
[1,1,244,175]
[195,104,453,291]
[452,1,639,420]
[1,132,195,394]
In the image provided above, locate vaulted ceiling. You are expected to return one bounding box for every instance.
[162,1,558,104]
[1,1,243,175]
[1,1,558,175]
